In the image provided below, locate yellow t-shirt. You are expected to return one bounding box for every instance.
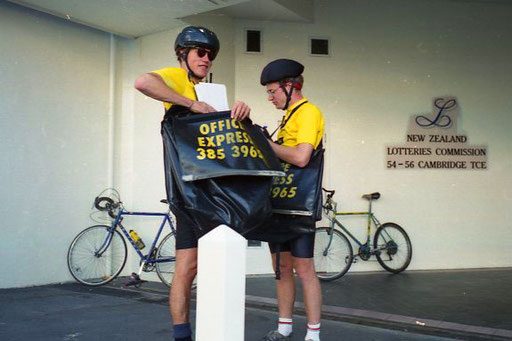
[277,98,325,149]
[150,67,197,111]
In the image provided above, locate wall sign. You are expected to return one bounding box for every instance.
[386,96,488,170]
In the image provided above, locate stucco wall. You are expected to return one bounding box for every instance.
[0,2,112,288]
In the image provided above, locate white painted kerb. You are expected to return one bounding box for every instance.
[196,225,246,341]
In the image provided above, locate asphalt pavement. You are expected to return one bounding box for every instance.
[1,283,456,341]
[1,268,511,341]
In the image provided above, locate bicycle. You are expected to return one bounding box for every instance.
[67,189,177,287]
[314,188,412,281]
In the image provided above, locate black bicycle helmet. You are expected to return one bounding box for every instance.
[175,26,220,60]
[260,59,304,109]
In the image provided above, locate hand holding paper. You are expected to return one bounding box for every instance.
[190,101,217,114]
[231,101,251,120]
[195,83,250,120]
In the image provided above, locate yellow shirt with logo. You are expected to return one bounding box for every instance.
[277,98,324,149]
[151,67,197,111]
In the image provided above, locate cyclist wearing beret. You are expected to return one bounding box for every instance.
[260,59,325,341]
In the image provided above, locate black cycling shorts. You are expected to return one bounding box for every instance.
[172,209,200,250]
[269,232,316,258]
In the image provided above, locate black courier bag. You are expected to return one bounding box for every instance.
[161,106,284,239]
[247,146,324,244]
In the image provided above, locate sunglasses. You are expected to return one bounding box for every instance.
[195,48,215,61]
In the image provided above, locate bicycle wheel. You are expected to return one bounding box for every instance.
[67,225,127,286]
[374,222,412,273]
[155,232,176,288]
[314,227,353,281]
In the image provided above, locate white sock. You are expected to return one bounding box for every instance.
[277,317,293,336]
[305,322,320,341]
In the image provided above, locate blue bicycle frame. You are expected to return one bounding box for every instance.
[96,210,175,264]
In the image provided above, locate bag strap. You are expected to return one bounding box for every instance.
[275,245,281,280]
[270,100,308,139]
[316,139,323,150]
[163,104,191,121]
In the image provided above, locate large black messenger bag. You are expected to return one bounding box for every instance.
[271,147,324,220]
[161,106,284,239]
[247,147,324,243]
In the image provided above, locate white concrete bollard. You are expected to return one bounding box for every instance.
[196,225,246,341]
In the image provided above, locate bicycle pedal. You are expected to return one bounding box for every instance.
[124,272,148,287]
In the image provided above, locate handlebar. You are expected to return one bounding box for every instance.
[322,187,335,196]
[94,196,121,218]
[321,188,336,212]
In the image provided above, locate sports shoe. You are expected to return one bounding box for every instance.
[262,330,291,340]
[124,272,147,287]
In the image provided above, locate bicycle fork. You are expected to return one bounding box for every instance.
[323,224,337,256]
[95,227,115,257]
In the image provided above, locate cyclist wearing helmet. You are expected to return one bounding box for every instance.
[134,25,250,119]
[134,26,250,341]
[260,59,324,341]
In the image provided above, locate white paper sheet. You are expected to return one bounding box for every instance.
[194,83,229,111]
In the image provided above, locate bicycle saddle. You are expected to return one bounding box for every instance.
[362,192,380,200]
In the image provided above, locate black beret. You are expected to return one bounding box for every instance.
[260,59,304,85]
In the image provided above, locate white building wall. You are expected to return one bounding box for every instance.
[0,2,112,288]
[233,0,512,271]
[2,0,511,288]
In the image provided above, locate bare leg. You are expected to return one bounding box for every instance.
[293,257,322,324]
[169,248,198,324]
[271,251,295,318]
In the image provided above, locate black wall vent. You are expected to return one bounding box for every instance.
[246,30,261,53]
[310,38,329,56]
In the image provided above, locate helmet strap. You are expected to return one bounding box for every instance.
[184,48,202,82]
[280,82,294,110]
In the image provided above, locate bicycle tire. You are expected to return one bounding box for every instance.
[314,227,353,281]
[67,225,127,286]
[155,232,176,288]
[374,222,412,273]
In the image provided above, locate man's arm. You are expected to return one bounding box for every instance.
[134,73,215,113]
[268,142,313,168]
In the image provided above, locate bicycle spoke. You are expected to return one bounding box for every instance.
[314,228,353,281]
[67,225,127,286]
[374,223,412,273]
[156,233,177,287]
